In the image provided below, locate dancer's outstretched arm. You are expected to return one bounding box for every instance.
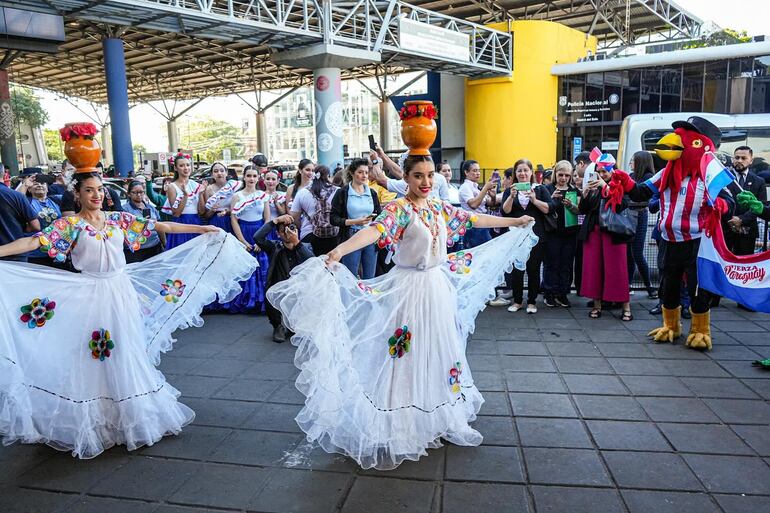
[473,213,533,229]
[326,226,380,264]
[0,236,40,258]
[155,222,219,235]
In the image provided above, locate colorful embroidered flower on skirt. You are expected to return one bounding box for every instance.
[447,251,473,274]
[388,325,412,358]
[89,328,114,361]
[19,297,56,329]
[357,281,381,295]
[449,362,463,393]
[160,279,186,303]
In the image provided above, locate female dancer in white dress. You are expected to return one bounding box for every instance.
[0,172,256,458]
[268,156,537,469]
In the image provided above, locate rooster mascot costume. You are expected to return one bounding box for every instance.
[606,116,734,350]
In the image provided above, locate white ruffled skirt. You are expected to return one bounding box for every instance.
[267,225,537,469]
[0,232,256,458]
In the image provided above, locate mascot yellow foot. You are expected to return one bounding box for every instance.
[686,310,712,350]
[648,306,682,343]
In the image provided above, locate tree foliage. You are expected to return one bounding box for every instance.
[43,128,65,162]
[683,28,752,49]
[178,117,245,163]
[10,86,49,128]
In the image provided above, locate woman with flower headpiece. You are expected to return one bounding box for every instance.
[268,101,538,470]
[0,167,256,459]
[200,161,240,233]
[162,153,204,249]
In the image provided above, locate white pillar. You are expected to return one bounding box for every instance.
[167,118,179,153]
[100,124,113,166]
[255,110,267,154]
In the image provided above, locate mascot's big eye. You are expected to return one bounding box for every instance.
[692,139,703,148]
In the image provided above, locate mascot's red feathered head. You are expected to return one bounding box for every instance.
[654,116,722,194]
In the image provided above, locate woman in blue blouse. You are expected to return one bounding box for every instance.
[123,180,164,263]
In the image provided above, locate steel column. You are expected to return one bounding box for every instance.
[313,67,343,170]
[102,38,133,176]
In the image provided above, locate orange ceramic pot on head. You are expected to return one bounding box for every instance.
[63,123,101,173]
[400,100,437,156]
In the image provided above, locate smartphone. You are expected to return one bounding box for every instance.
[34,174,54,185]
[514,182,531,192]
[491,171,500,182]
[368,134,377,151]
[141,208,151,218]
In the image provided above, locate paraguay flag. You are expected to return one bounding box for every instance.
[698,222,770,313]
[701,152,735,205]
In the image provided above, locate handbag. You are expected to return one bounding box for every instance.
[598,199,638,242]
[543,209,559,233]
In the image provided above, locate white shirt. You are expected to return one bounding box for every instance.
[386,172,450,202]
[458,179,488,214]
[447,183,461,206]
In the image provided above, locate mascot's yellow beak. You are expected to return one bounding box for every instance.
[654,132,683,161]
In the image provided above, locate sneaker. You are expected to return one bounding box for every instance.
[526,304,538,314]
[499,289,513,299]
[488,296,511,307]
[272,325,287,343]
[681,308,692,319]
[507,303,522,313]
[556,295,572,308]
[544,296,557,307]
[649,304,662,315]
[629,290,636,296]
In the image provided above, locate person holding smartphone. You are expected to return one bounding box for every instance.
[123,180,164,263]
[501,160,553,314]
[330,158,382,279]
[458,160,498,248]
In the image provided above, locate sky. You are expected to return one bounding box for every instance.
[35,0,770,152]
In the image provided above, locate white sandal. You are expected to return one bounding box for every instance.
[507,303,522,313]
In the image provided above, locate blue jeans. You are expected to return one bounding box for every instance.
[464,227,491,249]
[342,243,377,279]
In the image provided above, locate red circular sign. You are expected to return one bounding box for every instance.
[316,76,329,92]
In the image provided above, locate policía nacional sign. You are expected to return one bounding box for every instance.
[398,17,470,63]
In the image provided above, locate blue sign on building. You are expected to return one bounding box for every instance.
[572,137,583,161]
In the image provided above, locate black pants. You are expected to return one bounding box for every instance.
[574,240,583,293]
[507,240,544,305]
[543,235,576,297]
[302,234,339,257]
[724,230,756,256]
[658,239,713,314]
[265,289,282,328]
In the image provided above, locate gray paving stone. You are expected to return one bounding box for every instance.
[168,463,269,510]
[647,343,710,359]
[717,360,770,379]
[442,482,530,513]
[702,398,770,424]
[731,425,770,457]
[662,360,731,378]
[680,377,760,399]
[154,506,225,513]
[473,370,506,391]
[172,374,231,398]
[249,468,350,513]
[90,457,201,501]
[363,446,446,480]
[708,345,764,361]
[0,486,75,513]
[683,454,770,494]
[743,378,770,399]
[209,429,303,467]
[554,357,614,374]
[187,357,254,378]
[538,330,590,342]
[170,342,226,359]
[17,452,127,493]
[587,420,671,451]
[494,328,540,340]
[516,418,592,448]
[341,476,435,513]
[211,377,284,402]
[0,445,53,484]
[159,356,208,375]
[467,340,498,354]
[65,496,157,513]
[608,357,670,376]
[500,355,556,372]
[467,354,503,371]
[445,445,524,483]
[505,372,566,393]
[239,362,300,381]
[523,447,612,487]
[241,402,303,433]
[496,341,549,356]
[603,451,702,491]
[531,486,624,513]
[659,423,754,455]
[508,393,577,418]
[563,374,627,395]
[573,395,648,420]
[621,490,720,513]
[140,424,231,460]
[267,380,306,404]
[621,375,693,397]
[714,494,770,513]
[637,397,720,423]
[182,397,259,428]
[472,416,517,446]
[546,342,601,357]
[595,343,654,358]
[280,442,358,472]
[479,391,512,416]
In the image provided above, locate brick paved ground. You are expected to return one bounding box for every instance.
[2,298,770,513]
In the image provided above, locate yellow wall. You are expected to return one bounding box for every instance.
[466,20,597,172]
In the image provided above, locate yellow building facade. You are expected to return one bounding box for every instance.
[465,20,597,172]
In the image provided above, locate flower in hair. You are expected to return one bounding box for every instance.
[168,152,192,166]
[313,172,321,179]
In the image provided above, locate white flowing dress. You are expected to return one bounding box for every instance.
[267,198,537,469]
[0,212,256,458]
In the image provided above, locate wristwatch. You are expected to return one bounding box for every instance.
[371,159,380,165]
